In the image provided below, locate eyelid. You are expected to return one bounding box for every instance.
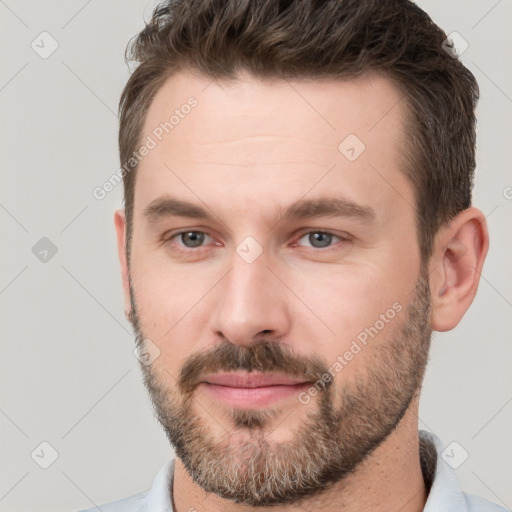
[164,229,217,248]
[292,230,352,250]
[162,228,352,252]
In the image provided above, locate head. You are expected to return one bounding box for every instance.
[114,0,488,506]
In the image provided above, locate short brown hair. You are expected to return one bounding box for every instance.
[119,0,479,265]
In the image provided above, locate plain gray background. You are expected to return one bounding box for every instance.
[1,1,511,511]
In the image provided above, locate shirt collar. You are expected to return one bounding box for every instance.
[420,430,470,511]
[147,457,175,512]
[147,430,468,512]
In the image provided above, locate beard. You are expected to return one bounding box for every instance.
[128,269,432,507]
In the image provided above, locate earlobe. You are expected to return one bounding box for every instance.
[114,209,132,323]
[430,207,489,332]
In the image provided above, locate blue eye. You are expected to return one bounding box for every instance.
[296,231,343,249]
[164,229,347,254]
[172,231,213,248]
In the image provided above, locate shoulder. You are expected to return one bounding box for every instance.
[74,459,175,512]
[419,431,509,512]
[75,489,149,512]
[463,492,510,512]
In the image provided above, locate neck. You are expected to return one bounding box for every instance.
[172,398,427,512]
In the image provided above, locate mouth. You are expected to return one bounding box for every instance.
[198,372,312,409]
[202,371,310,388]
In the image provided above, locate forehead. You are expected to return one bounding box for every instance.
[134,69,414,226]
[143,69,406,149]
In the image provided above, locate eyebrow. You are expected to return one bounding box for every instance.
[143,195,376,226]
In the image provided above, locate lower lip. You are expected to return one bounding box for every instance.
[200,382,311,408]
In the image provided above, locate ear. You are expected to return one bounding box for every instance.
[429,207,489,332]
[114,209,132,323]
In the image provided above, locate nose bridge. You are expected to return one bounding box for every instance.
[210,243,290,345]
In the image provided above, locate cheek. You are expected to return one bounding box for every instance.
[299,265,401,331]
[130,242,211,318]
[296,262,415,374]
[129,257,209,367]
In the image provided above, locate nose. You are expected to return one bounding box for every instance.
[209,247,291,346]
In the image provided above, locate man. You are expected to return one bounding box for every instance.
[80,0,506,511]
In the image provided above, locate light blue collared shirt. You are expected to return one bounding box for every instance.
[77,430,508,512]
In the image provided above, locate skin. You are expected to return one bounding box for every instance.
[114,70,488,512]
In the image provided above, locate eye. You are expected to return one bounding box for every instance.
[164,229,348,253]
[167,230,215,250]
[295,231,346,250]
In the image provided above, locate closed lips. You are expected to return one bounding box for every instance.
[202,373,310,388]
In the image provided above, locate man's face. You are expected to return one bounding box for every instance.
[120,71,432,505]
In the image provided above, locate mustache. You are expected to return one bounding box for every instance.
[178,339,331,394]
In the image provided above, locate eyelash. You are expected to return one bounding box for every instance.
[163,229,350,253]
